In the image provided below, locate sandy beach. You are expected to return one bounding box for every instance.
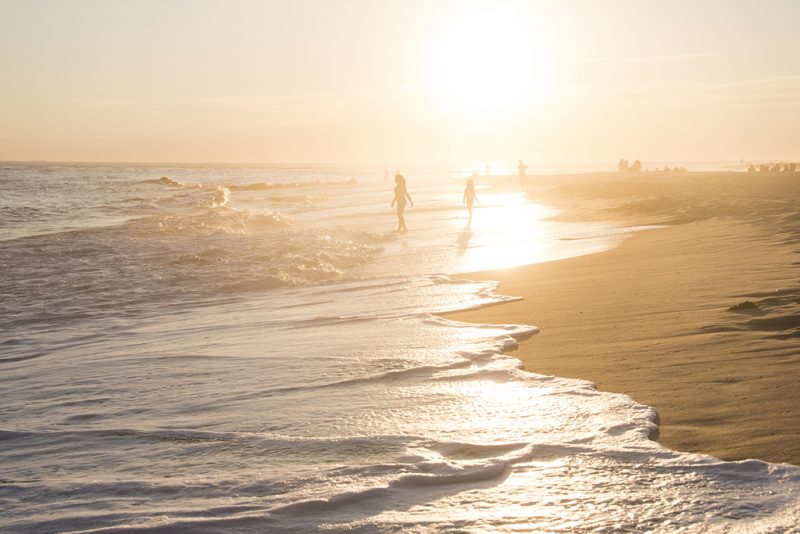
[446,171,800,465]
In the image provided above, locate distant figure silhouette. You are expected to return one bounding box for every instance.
[463,178,479,220]
[631,160,642,172]
[618,158,629,172]
[518,159,527,191]
[390,174,413,232]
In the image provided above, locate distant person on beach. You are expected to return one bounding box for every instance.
[463,178,479,220]
[518,159,527,191]
[390,174,413,232]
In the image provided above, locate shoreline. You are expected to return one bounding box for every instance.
[444,171,800,465]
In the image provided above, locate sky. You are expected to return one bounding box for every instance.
[1,0,799,164]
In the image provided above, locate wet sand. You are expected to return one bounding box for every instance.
[445,171,800,464]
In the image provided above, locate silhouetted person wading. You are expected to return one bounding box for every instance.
[391,174,413,232]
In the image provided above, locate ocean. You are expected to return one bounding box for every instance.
[1,163,799,533]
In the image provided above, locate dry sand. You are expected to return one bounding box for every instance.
[445,171,800,464]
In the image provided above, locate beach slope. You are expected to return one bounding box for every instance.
[446,172,800,464]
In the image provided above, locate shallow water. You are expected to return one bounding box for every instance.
[1,163,799,532]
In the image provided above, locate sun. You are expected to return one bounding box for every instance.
[428,3,553,122]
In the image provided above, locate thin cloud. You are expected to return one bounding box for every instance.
[572,53,718,64]
[192,84,422,108]
[713,74,800,89]
[571,74,800,111]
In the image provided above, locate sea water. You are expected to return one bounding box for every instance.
[1,163,798,533]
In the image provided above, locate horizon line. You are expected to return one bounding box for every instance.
[1,158,792,167]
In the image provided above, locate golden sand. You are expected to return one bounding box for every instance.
[445,172,800,464]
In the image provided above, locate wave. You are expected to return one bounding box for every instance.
[3,172,378,330]
[0,428,419,451]
[145,205,290,235]
[143,176,182,187]
[8,439,590,528]
[226,177,358,191]
[265,458,511,521]
[0,205,47,221]
[143,176,358,191]
[261,194,317,205]
[207,186,229,208]
[0,219,384,336]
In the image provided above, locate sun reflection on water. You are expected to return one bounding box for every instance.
[457,192,556,272]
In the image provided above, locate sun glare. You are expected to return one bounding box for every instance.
[429,3,553,122]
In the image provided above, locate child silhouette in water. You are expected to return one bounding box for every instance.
[463,178,479,220]
[391,174,413,232]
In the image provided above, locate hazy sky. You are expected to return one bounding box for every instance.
[1,0,799,164]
